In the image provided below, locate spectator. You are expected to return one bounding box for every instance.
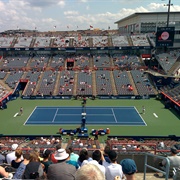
[51,144,61,163]
[75,164,105,180]
[47,148,76,180]
[41,149,52,174]
[0,146,5,164]
[11,149,23,169]
[78,148,92,167]
[23,152,44,179]
[120,159,137,180]
[66,149,79,169]
[159,146,180,177]
[6,144,19,164]
[99,145,111,165]
[0,166,13,179]
[82,149,105,175]
[102,150,125,180]
[33,147,43,161]
[13,153,30,179]
[69,146,79,162]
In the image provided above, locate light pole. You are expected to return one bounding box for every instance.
[162,0,173,27]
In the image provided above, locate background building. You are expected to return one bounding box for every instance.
[115,12,180,47]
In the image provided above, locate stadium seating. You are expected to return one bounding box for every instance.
[113,70,134,95]
[77,71,93,96]
[0,37,14,48]
[131,34,150,46]
[5,71,23,89]
[1,56,29,69]
[14,37,33,47]
[93,54,111,68]
[59,70,75,95]
[95,70,113,95]
[38,71,57,96]
[130,70,155,96]
[112,36,129,46]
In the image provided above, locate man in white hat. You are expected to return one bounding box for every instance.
[6,144,19,164]
[47,148,76,180]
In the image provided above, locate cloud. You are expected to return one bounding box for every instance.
[64,11,79,16]
[24,0,62,7]
[78,0,88,2]
[0,1,180,32]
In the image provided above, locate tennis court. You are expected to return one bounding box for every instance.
[24,106,146,126]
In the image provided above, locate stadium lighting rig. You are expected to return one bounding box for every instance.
[162,0,173,27]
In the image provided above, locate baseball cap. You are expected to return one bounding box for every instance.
[120,159,137,175]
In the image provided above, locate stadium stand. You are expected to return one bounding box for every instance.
[14,37,33,48]
[112,35,129,46]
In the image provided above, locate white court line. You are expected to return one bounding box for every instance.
[24,106,37,125]
[56,114,113,116]
[111,108,117,123]
[134,106,147,126]
[52,108,59,122]
[153,113,158,118]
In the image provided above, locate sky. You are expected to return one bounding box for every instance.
[0,0,180,32]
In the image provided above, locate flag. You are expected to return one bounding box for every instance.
[77,25,79,28]
[125,25,128,28]
[54,26,56,28]
[90,25,93,28]
[108,26,110,30]
[67,26,69,29]
[35,27,37,30]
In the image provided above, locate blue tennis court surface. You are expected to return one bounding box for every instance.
[24,106,146,126]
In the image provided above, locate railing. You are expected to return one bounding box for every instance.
[144,153,170,180]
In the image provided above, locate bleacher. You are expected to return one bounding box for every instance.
[113,70,134,95]
[95,70,113,95]
[77,71,93,96]
[93,54,111,68]
[1,56,29,69]
[130,70,156,96]
[92,36,108,47]
[14,37,33,47]
[38,71,57,96]
[59,70,75,95]
[0,37,14,48]
[5,71,23,89]
[34,37,51,47]
[131,34,150,46]
[112,35,129,46]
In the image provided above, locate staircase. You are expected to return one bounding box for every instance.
[50,38,55,47]
[53,71,61,95]
[92,71,97,96]
[0,80,13,92]
[73,71,78,96]
[127,71,138,95]
[127,35,133,46]
[21,72,28,79]
[167,60,180,76]
[109,71,117,95]
[89,56,93,69]
[11,37,18,48]
[30,38,36,48]
[108,35,113,46]
[89,38,93,47]
[33,72,44,95]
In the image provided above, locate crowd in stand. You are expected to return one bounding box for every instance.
[0,142,139,180]
[0,136,180,179]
